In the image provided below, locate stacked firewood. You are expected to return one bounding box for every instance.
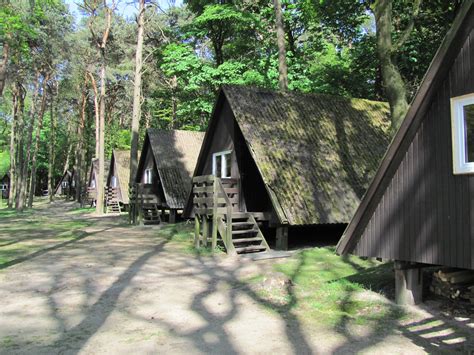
[430,269,474,303]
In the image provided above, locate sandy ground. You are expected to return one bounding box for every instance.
[1,202,473,354]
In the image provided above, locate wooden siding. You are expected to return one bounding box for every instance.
[192,99,275,218]
[354,28,474,269]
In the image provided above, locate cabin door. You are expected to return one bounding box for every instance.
[213,150,241,211]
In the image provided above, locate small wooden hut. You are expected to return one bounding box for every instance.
[86,158,110,205]
[133,129,204,224]
[336,2,474,305]
[184,85,392,255]
[54,170,75,196]
[1,173,10,199]
[105,150,140,213]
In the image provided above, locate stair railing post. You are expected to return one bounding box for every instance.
[194,214,201,248]
[211,176,218,251]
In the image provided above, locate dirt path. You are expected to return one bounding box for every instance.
[0,202,473,354]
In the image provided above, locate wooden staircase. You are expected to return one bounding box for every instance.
[141,204,161,224]
[105,187,121,214]
[228,212,269,254]
[192,175,269,255]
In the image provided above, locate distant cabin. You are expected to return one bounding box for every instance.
[336,2,473,304]
[54,170,75,196]
[86,158,110,205]
[105,150,140,213]
[1,173,9,199]
[185,85,392,255]
[134,129,205,223]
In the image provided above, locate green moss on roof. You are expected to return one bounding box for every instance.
[223,85,392,225]
[147,129,205,209]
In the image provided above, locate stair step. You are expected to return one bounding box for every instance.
[232,229,257,235]
[232,237,263,243]
[235,245,267,253]
[232,221,254,228]
[230,212,250,219]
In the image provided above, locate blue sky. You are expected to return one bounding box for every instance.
[64,0,183,22]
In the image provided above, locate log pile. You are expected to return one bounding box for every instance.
[430,269,474,303]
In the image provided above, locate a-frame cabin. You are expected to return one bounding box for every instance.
[105,150,140,213]
[134,129,204,224]
[1,173,10,199]
[185,85,392,255]
[86,158,110,206]
[54,170,75,197]
[336,1,474,305]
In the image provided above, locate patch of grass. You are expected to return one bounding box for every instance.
[0,209,93,268]
[68,206,95,215]
[248,246,402,329]
[157,222,224,256]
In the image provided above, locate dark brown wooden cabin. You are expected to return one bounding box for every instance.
[133,129,204,224]
[1,173,10,199]
[54,170,75,197]
[185,85,392,255]
[336,2,474,304]
[105,150,140,213]
[86,158,110,205]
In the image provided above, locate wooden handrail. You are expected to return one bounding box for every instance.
[216,177,233,249]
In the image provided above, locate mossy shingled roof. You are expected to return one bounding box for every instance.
[223,85,392,225]
[147,129,205,209]
[109,150,140,204]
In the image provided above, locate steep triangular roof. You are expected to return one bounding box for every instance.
[107,150,140,204]
[189,85,392,225]
[88,158,110,188]
[137,129,205,209]
[336,1,474,255]
[54,170,74,194]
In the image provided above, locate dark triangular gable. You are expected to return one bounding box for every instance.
[337,1,474,270]
[137,129,203,209]
[184,91,282,220]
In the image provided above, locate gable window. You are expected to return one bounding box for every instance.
[144,168,152,184]
[212,150,232,178]
[451,94,474,174]
[111,176,118,188]
[0,184,7,191]
[62,181,69,188]
[91,178,96,188]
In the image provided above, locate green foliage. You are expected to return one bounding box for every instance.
[0,150,9,176]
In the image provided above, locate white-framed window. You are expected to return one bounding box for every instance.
[111,176,118,188]
[91,178,96,188]
[451,94,474,174]
[212,150,232,178]
[62,181,69,188]
[144,168,152,184]
[0,184,7,191]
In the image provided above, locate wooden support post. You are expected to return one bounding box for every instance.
[394,261,424,305]
[194,215,201,248]
[169,209,177,224]
[211,178,218,250]
[202,217,209,247]
[275,226,288,250]
[161,208,166,221]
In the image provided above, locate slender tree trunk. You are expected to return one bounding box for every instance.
[8,85,18,208]
[129,0,145,186]
[0,41,9,97]
[48,85,56,203]
[28,74,50,207]
[75,76,88,202]
[23,72,40,178]
[15,82,26,211]
[88,72,100,158]
[96,60,106,214]
[373,0,410,130]
[273,0,288,91]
